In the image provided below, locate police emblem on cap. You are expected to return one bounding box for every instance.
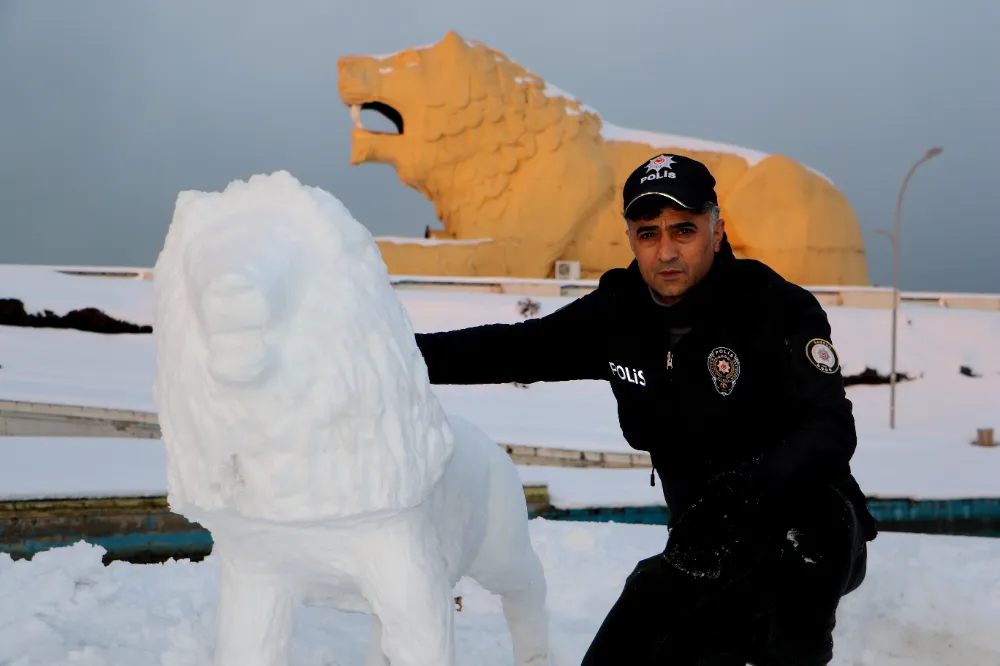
[645,154,676,176]
[805,338,840,374]
[707,347,740,396]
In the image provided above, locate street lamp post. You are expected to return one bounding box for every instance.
[889,146,943,429]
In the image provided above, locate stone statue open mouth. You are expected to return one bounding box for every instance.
[350,102,403,135]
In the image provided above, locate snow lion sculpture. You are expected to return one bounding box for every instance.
[152,170,551,666]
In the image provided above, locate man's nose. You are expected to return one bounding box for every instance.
[657,234,679,262]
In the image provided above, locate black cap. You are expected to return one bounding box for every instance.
[622,153,718,219]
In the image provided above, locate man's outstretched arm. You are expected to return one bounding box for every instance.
[414,289,607,385]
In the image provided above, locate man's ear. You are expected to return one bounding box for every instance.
[624,220,638,254]
[714,218,726,252]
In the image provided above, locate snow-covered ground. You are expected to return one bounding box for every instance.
[2,263,1000,665]
[1,267,999,502]
[1,327,999,502]
[5,264,1000,380]
[1,525,998,666]
[0,265,153,327]
[4,432,1000,508]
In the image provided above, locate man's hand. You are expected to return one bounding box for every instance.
[663,467,769,581]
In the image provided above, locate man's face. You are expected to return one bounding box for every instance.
[626,204,726,305]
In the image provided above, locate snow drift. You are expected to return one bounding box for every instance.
[151,171,551,666]
[4,526,1000,666]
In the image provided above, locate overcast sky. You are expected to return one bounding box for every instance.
[1,0,998,293]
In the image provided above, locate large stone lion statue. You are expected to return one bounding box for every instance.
[338,30,869,286]
[152,170,551,666]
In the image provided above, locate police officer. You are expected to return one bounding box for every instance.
[414,153,877,665]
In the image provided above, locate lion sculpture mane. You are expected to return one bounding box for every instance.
[338,30,869,286]
[152,170,550,666]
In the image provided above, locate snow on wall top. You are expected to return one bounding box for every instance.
[374,236,493,246]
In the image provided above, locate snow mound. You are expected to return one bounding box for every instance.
[152,170,454,522]
[1,527,999,666]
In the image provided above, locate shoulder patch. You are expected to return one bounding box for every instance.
[805,338,840,374]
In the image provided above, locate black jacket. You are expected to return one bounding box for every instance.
[414,240,878,541]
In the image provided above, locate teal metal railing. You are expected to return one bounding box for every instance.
[2,495,999,564]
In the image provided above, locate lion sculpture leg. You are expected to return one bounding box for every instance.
[152,171,550,666]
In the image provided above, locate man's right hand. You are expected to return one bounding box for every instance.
[662,469,768,582]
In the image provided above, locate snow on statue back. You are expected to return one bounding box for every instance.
[152,171,551,666]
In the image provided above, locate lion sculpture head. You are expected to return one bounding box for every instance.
[152,171,454,524]
[338,30,615,274]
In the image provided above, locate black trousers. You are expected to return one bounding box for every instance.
[580,485,868,666]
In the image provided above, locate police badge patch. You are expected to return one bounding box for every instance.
[707,347,740,396]
[805,338,840,374]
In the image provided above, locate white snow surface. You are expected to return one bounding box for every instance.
[509,68,784,171]
[1,527,999,666]
[531,79,835,182]
[150,171,550,666]
[369,42,437,61]
[4,425,1000,505]
[1,268,999,503]
[7,271,998,383]
[599,122,836,185]
[601,121,771,166]
[373,236,493,246]
[0,264,153,326]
